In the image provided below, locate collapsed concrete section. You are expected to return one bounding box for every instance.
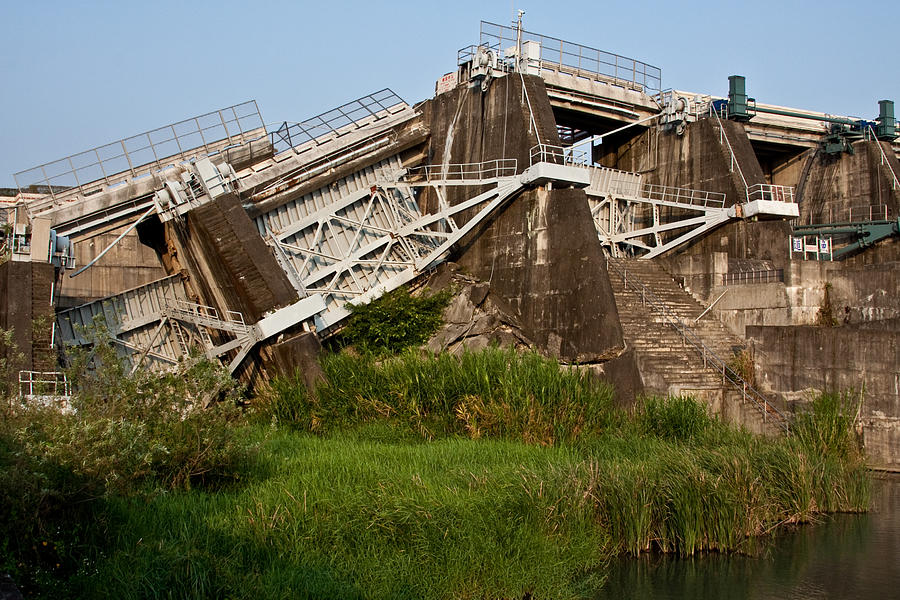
[4,19,900,463]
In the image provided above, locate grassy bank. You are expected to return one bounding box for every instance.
[2,349,869,599]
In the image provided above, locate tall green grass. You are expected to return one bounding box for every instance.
[4,348,871,599]
[69,407,870,599]
[75,433,613,599]
[264,348,619,444]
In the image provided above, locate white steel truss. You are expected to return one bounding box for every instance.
[586,165,732,258]
[262,158,527,331]
[57,156,591,371]
[56,275,326,374]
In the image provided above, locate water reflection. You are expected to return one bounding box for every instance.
[596,475,899,599]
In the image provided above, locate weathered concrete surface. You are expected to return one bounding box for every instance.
[748,323,900,469]
[0,261,56,374]
[697,260,900,337]
[167,192,297,323]
[268,331,325,391]
[424,262,642,404]
[712,282,793,337]
[60,218,168,308]
[797,140,900,226]
[419,74,626,363]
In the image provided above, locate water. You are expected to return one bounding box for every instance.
[596,475,900,599]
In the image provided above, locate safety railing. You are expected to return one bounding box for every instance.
[19,371,71,398]
[707,103,749,201]
[747,183,795,204]
[621,183,727,209]
[723,269,784,286]
[14,101,265,206]
[473,21,661,93]
[270,89,409,155]
[166,300,248,334]
[606,256,790,432]
[865,125,900,191]
[529,143,589,167]
[404,159,518,183]
[848,204,890,222]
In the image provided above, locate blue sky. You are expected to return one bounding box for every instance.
[2,0,897,187]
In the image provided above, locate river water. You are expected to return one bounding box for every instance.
[596,475,900,599]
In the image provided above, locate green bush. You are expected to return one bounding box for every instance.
[341,286,451,355]
[0,327,258,596]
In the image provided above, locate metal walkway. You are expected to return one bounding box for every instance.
[583,163,798,258]
[258,157,531,331]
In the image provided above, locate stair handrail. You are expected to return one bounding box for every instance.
[707,104,750,202]
[165,300,248,333]
[606,256,789,432]
[865,125,900,191]
[619,182,727,209]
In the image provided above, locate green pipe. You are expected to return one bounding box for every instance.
[749,104,860,126]
[792,219,900,259]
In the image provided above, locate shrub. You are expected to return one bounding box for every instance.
[1,332,258,596]
[341,286,451,355]
[727,348,756,387]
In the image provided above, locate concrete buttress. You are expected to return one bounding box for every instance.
[420,74,627,365]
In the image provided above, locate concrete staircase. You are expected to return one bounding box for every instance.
[607,257,786,435]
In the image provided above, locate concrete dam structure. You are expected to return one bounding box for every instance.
[3,20,898,468]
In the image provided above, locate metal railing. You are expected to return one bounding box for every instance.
[14,101,265,206]
[470,21,661,93]
[19,371,71,398]
[723,269,784,286]
[529,143,588,167]
[865,125,900,191]
[605,257,790,432]
[166,300,248,334]
[747,183,795,203]
[621,183,727,208]
[270,89,408,155]
[404,159,518,182]
[848,204,890,222]
[707,103,749,201]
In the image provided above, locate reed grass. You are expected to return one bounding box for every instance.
[263,348,619,444]
[5,350,871,599]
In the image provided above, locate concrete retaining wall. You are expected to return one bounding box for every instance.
[747,324,900,469]
[0,261,56,375]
